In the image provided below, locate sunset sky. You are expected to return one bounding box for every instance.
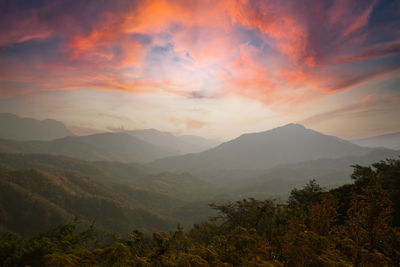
[1,0,400,140]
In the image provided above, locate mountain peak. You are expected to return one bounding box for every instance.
[269,123,307,133]
[282,123,306,129]
[152,123,371,171]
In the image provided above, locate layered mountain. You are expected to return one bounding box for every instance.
[0,153,217,202]
[0,113,73,141]
[0,132,176,163]
[151,124,372,171]
[124,129,220,154]
[234,148,399,199]
[0,168,175,236]
[351,131,400,150]
[0,153,221,236]
[0,113,221,161]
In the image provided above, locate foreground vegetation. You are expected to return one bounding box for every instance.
[1,159,399,266]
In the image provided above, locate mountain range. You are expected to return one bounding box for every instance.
[352,131,400,150]
[0,153,220,235]
[124,129,220,154]
[0,113,73,141]
[151,123,373,171]
[0,113,399,237]
[0,132,176,163]
[1,147,398,236]
[0,167,175,236]
[0,113,220,162]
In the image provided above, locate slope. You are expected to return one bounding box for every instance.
[235,148,400,199]
[151,123,372,171]
[0,132,176,163]
[125,129,220,154]
[0,113,73,141]
[0,168,176,236]
[352,131,400,149]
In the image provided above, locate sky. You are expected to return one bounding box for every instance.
[0,0,400,141]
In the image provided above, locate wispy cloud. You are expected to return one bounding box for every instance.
[1,0,400,138]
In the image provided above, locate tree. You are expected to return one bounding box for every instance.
[346,177,393,266]
[288,179,325,209]
[309,193,339,236]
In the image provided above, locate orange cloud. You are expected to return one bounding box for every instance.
[300,92,400,126]
[169,117,209,130]
[1,0,399,113]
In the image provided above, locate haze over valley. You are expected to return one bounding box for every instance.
[1,0,400,265]
[0,113,398,235]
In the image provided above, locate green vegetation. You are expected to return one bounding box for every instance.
[0,153,223,235]
[0,153,215,201]
[1,159,399,266]
[0,168,175,235]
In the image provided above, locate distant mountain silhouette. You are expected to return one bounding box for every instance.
[0,113,73,141]
[151,123,372,171]
[351,131,400,150]
[124,129,220,154]
[234,148,399,199]
[0,132,176,163]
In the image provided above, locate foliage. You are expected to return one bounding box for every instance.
[0,159,399,266]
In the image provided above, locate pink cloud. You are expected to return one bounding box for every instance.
[300,92,400,126]
[168,117,209,130]
[0,0,399,114]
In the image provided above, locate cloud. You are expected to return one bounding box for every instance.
[300,92,400,126]
[187,90,219,99]
[169,117,209,130]
[326,63,400,92]
[335,40,400,64]
[0,0,399,113]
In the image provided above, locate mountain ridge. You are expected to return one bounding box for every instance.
[351,131,400,149]
[0,132,177,163]
[0,167,174,236]
[0,113,73,141]
[124,128,220,154]
[151,123,372,171]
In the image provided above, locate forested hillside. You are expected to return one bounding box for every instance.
[0,168,175,235]
[0,153,218,201]
[0,132,176,163]
[0,153,222,235]
[2,151,400,239]
[2,0,400,265]
[1,159,399,266]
